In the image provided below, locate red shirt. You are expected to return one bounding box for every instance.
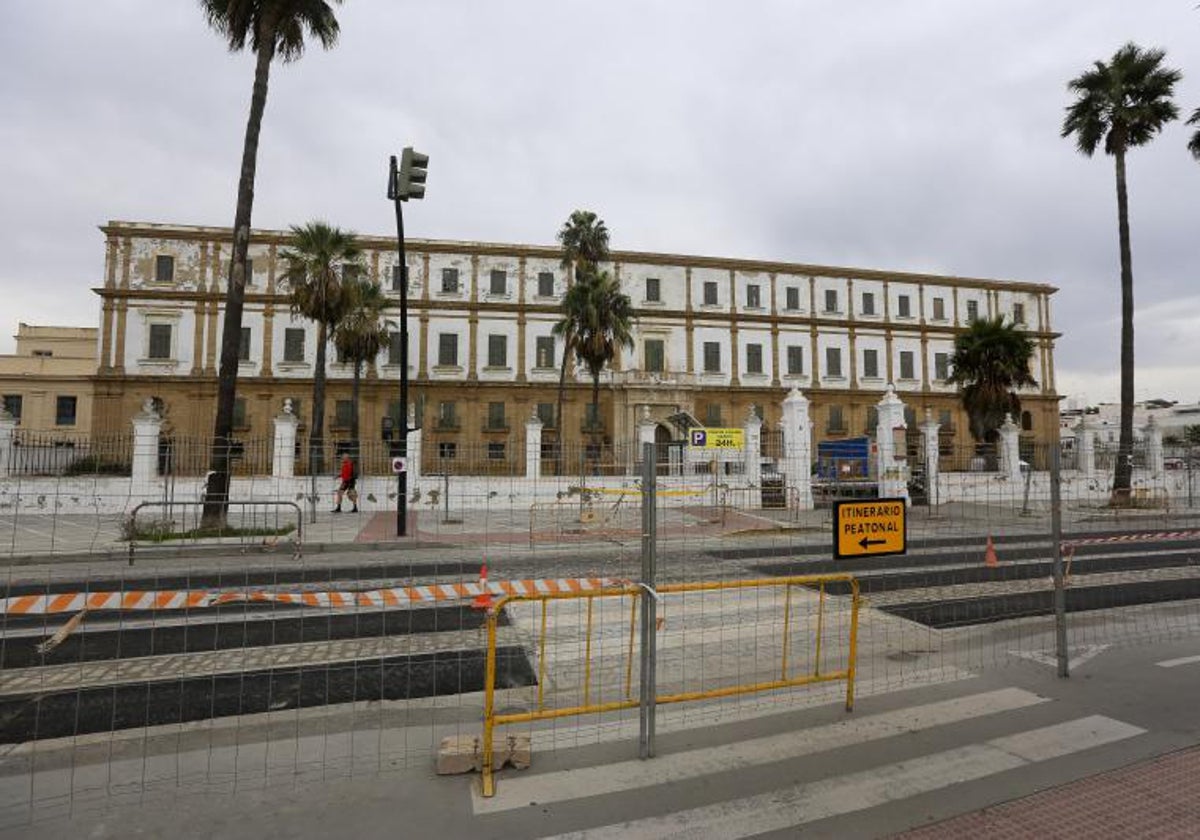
[340,459,353,481]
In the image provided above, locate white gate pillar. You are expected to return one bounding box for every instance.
[131,398,162,487]
[1145,414,1164,477]
[919,408,941,506]
[780,387,813,509]
[998,413,1022,482]
[525,408,544,478]
[1077,416,1096,477]
[875,385,909,502]
[0,406,14,478]
[743,406,763,486]
[407,405,422,482]
[272,399,299,478]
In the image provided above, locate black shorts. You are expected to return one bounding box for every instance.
[339,478,357,492]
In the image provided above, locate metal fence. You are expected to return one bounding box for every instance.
[2,436,1200,826]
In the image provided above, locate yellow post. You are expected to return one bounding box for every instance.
[779,583,792,681]
[846,581,860,712]
[537,598,549,711]
[583,596,595,707]
[814,582,826,678]
[625,592,638,700]
[481,603,500,797]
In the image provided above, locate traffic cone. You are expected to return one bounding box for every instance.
[472,561,494,610]
[984,535,999,569]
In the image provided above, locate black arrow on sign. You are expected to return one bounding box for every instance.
[858,537,887,549]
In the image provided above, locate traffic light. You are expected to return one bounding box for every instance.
[393,147,428,201]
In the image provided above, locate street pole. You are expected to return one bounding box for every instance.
[638,441,658,759]
[391,158,409,537]
[1050,444,1068,678]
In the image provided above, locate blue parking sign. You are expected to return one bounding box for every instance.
[690,429,707,447]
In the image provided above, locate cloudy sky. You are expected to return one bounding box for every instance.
[2,1,1198,404]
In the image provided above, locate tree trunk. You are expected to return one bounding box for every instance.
[1112,146,1135,503]
[201,35,276,528]
[554,336,570,474]
[591,371,601,455]
[311,322,328,477]
[350,359,362,456]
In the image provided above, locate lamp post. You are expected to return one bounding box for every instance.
[387,147,428,536]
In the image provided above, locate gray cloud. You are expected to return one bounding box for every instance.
[2,0,1198,403]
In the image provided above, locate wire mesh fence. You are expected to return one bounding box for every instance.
[2,432,1200,823]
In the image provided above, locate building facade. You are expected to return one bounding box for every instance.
[0,323,97,435]
[90,221,1060,471]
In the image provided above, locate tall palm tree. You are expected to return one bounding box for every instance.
[200,0,344,527]
[570,271,635,450]
[279,221,360,476]
[1188,108,1200,160]
[1062,43,1180,502]
[553,210,611,458]
[332,277,393,451]
[945,316,1037,444]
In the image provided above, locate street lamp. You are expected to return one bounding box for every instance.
[388,146,429,537]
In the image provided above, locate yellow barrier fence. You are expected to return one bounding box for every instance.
[481,573,860,796]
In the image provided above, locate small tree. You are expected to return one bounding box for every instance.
[946,316,1037,444]
[567,270,634,450]
[332,277,393,452]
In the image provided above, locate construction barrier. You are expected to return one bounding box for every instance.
[480,573,861,797]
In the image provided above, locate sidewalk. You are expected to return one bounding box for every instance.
[895,744,1200,838]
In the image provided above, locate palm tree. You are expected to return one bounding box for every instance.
[200,0,344,527]
[1188,108,1200,160]
[552,211,612,463]
[945,316,1037,445]
[1062,43,1180,502]
[332,277,393,452]
[279,221,361,476]
[570,270,635,451]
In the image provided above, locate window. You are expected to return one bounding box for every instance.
[828,405,845,433]
[437,333,459,367]
[645,339,665,373]
[933,297,946,320]
[938,409,953,429]
[824,289,838,313]
[438,442,457,460]
[645,277,661,302]
[746,284,761,309]
[785,287,801,311]
[342,263,362,282]
[487,334,508,368]
[56,396,77,426]
[388,332,404,365]
[584,403,601,430]
[899,350,915,380]
[703,341,721,373]
[786,346,804,376]
[232,398,248,429]
[861,292,876,316]
[703,281,718,306]
[2,395,21,422]
[1021,410,1033,431]
[897,295,911,318]
[863,348,879,379]
[745,343,763,374]
[705,404,723,426]
[489,269,506,296]
[441,267,459,294]
[486,401,506,430]
[537,402,556,428]
[825,347,842,378]
[148,324,172,360]
[333,400,353,428]
[1013,302,1026,324]
[437,401,458,429]
[155,255,174,284]
[238,327,252,362]
[537,271,555,297]
[391,264,407,291]
[284,328,305,362]
[865,406,879,433]
[934,352,949,381]
[535,336,555,369]
[966,299,979,321]
[488,442,506,460]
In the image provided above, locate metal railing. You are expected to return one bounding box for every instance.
[125,499,304,563]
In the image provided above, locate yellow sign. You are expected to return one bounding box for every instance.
[688,428,745,449]
[833,498,907,559]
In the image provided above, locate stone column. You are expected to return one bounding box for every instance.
[780,387,813,509]
[131,398,163,486]
[1145,414,1164,478]
[0,407,14,478]
[875,384,909,501]
[919,408,941,506]
[743,405,763,486]
[525,408,543,479]
[637,405,658,464]
[1076,416,1095,477]
[272,399,299,478]
[407,405,423,482]
[998,413,1022,482]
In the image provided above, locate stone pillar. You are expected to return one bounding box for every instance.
[131,398,163,486]
[1145,414,1164,478]
[272,399,299,478]
[0,407,14,478]
[525,408,543,479]
[919,408,941,506]
[998,413,1022,482]
[407,405,423,482]
[875,384,909,501]
[780,387,813,509]
[1076,416,1095,477]
[743,405,763,486]
[637,405,658,468]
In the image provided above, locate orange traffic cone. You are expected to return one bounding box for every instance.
[984,535,999,569]
[472,561,494,610]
